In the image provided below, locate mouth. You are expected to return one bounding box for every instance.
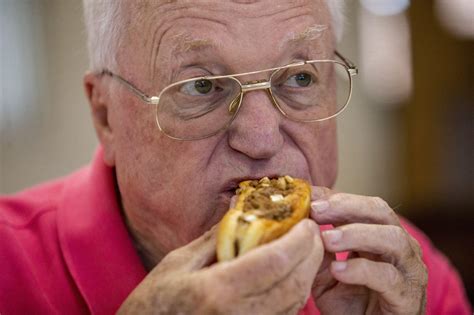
[211,174,300,229]
[221,174,288,194]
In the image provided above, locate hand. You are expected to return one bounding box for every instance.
[310,188,428,315]
[117,219,324,315]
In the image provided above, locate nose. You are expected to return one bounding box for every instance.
[227,88,284,160]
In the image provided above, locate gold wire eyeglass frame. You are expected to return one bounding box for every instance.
[99,51,358,141]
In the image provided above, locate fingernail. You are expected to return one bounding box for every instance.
[311,200,329,213]
[322,229,342,244]
[332,261,347,272]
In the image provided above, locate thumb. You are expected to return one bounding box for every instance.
[159,225,218,273]
[161,197,237,273]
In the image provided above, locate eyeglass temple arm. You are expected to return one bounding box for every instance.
[99,69,160,104]
[335,51,358,76]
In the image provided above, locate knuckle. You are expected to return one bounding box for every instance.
[410,236,424,258]
[386,264,401,288]
[328,193,351,209]
[388,210,400,223]
[390,227,425,267]
[370,196,399,223]
[329,192,346,206]
[404,236,424,262]
[312,186,331,199]
[389,225,404,239]
[394,226,409,247]
[370,196,389,210]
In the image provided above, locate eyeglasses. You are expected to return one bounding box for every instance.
[100,51,358,141]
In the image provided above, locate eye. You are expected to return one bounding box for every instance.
[181,79,214,96]
[285,73,313,88]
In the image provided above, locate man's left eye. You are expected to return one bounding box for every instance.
[284,73,313,88]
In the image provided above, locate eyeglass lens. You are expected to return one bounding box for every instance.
[156,61,351,140]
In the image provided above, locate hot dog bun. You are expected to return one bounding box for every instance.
[217,176,311,262]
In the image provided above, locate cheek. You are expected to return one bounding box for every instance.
[112,101,158,188]
[317,122,338,187]
[112,107,219,247]
[294,120,338,187]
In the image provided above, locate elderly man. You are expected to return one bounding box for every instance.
[0,1,471,314]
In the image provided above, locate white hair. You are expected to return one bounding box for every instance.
[328,0,346,42]
[82,0,345,71]
[82,0,126,71]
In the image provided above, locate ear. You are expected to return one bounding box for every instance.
[83,71,116,166]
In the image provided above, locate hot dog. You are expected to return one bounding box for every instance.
[217,176,311,262]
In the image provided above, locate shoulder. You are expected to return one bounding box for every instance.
[0,178,65,228]
[0,174,89,314]
[400,217,472,314]
[0,163,90,229]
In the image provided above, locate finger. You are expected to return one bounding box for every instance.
[311,186,332,200]
[215,219,321,295]
[321,223,414,264]
[159,225,218,272]
[245,227,324,314]
[330,258,405,304]
[310,192,400,226]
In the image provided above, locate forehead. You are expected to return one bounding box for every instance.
[123,0,334,76]
[132,1,333,41]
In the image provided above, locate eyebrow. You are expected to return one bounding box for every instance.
[169,23,328,62]
[172,33,214,55]
[284,24,328,45]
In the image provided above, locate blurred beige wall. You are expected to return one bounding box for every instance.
[0,0,403,206]
[1,0,97,194]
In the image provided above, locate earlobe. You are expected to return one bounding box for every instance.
[83,71,116,166]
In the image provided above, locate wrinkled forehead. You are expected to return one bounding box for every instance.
[120,0,334,78]
[125,1,334,45]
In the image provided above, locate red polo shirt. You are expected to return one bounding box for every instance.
[0,148,471,314]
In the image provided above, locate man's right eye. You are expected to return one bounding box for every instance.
[284,72,313,88]
[180,79,214,96]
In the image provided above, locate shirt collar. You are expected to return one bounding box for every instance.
[57,147,146,314]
